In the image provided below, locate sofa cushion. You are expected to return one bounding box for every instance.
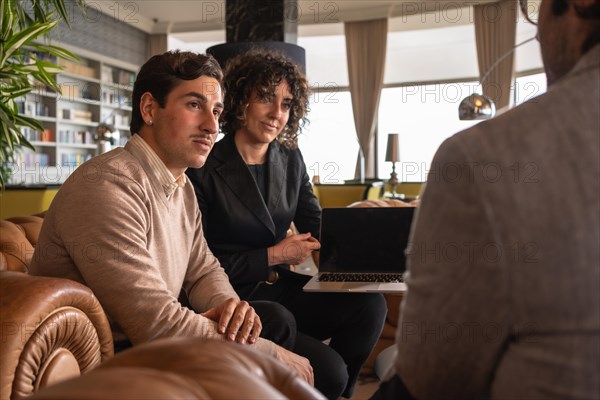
[6,214,45,245]
[0,213,45,272]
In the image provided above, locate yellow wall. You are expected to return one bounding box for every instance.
[0,188,59,219]
[313,182,423,208]
[314,184,373,208]
[1,182,424,219]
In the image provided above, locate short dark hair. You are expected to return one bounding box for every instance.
[220,49,309,149]
[552,0,600,53]
[130,51,223,134]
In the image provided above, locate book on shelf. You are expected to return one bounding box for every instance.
[58,58,96,78]
[61,108,93,122]
[21,127,55,142]
[114,114,130,127]
[16,100,51,118]
[101,89,130,107]
[101,65,114,83]
[101,65,135,87]
[102,113,131,127]
[118,70,135,87]
[17,152,51,168]
[60,82,80,99]
[58,129,94,145]
[61,153,93,167]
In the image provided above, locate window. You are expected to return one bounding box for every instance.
[168,17,545,184]
[297,27,360,182]
[298,89,358,183]
[377,82,480,182]
[514,72,547,105]
[376,19,544,181]
[375,71,547,183]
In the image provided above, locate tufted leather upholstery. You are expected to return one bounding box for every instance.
[1,213,325,399]
[31,337,325,400]
[0,214,45,272]
[348,199,418,375]
[0,213,114,399]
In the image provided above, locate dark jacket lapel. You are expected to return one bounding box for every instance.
[267,140,287,214]
[213,134,276,236]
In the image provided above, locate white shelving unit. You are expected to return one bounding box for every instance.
[13,43,139,185]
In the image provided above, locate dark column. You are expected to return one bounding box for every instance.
[226,0,297,43]
[207,0,305,72]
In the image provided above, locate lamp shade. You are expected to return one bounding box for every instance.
[385,134,400,163]
[458,93,496,120]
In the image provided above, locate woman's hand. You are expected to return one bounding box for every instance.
[268,233,320,266]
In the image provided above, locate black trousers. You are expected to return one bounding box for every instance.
[250,300,296,350]
[113,301,296,354]
[249,268,387,399]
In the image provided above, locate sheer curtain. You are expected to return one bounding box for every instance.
[473,0,518,112]
[344,18,388,180]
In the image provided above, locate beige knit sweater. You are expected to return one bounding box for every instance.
[31,136,276,356]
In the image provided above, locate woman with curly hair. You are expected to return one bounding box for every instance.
[187,49,386,400]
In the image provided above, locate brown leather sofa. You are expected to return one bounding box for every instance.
[1,213,324,399]
[30,337,323,399]
[0,213,114,399]
[348,199,418,376]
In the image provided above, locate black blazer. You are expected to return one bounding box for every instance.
[186,133,321,298]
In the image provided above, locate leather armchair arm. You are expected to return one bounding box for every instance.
[31,337,326,399]
[0,271,114,399]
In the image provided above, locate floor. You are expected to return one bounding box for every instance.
[351,375,380,399]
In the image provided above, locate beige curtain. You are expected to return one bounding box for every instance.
[344,18,388,180]
[147,34,168,59]
[473,0,517,111]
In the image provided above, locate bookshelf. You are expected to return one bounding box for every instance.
[12,44,138,185]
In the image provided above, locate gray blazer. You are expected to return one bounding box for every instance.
[392,45,600,399]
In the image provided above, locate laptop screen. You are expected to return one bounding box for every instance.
[318,207,415,273]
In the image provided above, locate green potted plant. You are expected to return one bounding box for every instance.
[0,0,84,188]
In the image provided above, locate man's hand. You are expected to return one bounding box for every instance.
[275,345,314,386]
[268,233,320,266]
[201,299,261,345]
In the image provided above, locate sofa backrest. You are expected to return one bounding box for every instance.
[0,213,45,272]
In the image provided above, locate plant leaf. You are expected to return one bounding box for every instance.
[1,21,57,66]
[34,44,80,63]
[0,86,31,99]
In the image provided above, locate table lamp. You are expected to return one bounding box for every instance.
[385,133,400,197]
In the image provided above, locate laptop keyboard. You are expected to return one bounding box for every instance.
[317,273,404,283]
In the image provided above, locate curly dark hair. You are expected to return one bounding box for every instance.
[220,49,310,149]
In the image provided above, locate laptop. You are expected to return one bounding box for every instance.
[303,207,415,293]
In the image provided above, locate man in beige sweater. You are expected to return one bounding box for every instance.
[30,51,312,384]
